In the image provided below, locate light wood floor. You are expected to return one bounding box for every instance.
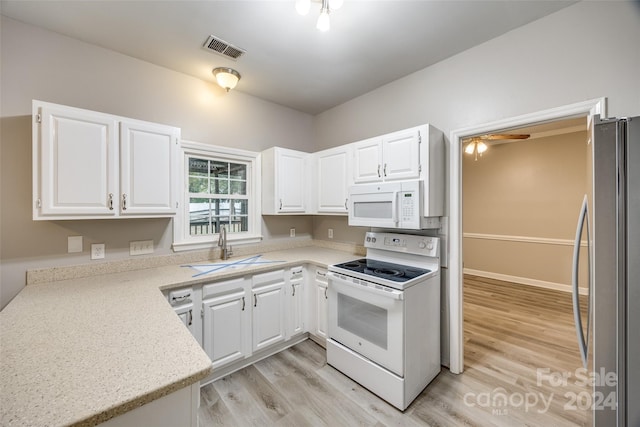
[199,275,590,426]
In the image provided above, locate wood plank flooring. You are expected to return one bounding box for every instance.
[199,275,590,426]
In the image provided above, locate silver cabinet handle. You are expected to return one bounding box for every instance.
[292,284,296,297]
[188,309,193,326]
[122,194,127,210]
[377,164,381,178]
[279,199,283,210]
[383,163,387,177]
[254,294,257,307]
[571,195,591,368]
[324,287,328,299]
[108,193,114,210]
[344,198,348,210]
[171,294,191,303]
[317,271,326,278]
[241,296,245,311]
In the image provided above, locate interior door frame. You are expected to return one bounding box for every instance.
[448,97,607,374]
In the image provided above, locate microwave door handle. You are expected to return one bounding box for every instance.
[392,191,399,224]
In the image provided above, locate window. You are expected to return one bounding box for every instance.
[173,141,261,251]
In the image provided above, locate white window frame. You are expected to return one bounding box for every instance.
[173,140,262,252]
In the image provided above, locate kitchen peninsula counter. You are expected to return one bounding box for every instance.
[0,244,359,426]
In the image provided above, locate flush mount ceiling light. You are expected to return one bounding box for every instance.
[296,0,344,32]
[212,67,241,92]
[463,134,530,161]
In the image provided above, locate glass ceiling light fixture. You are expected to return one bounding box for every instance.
[212,67,241,92]
[464,140,488,161]
[296,0,343,32]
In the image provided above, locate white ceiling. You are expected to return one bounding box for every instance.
[0,0,576,115]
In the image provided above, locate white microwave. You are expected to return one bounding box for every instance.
[348,180,440,230]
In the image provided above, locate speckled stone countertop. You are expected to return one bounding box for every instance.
[0,245,360,426]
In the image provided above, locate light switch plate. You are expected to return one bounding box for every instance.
[130,240,154,256]
[68,236,83,253]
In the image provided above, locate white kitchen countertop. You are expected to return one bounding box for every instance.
[0,245,359,426]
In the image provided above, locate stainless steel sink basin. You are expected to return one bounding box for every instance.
[183,255,284,277]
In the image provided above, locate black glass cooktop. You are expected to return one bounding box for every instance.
[332,258,431,283]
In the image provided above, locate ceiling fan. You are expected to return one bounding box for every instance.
[463,133,530,160]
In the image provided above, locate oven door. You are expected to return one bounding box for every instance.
[327,272,404,376]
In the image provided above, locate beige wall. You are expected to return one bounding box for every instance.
[0,16,314,308]
[462,131,589,288]
[2,2,640,309]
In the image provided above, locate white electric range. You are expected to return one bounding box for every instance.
[326,231,441,411]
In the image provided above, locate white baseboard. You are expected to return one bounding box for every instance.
[463,268,588,295]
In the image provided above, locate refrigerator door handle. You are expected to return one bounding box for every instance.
[572,194,592,368]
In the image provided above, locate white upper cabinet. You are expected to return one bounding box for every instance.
[382,127,421,181]
[120,120,178,215]
[33,100,179,220]
[314,145,352,214]
[35,103,118,217]
[261,147,309,214]
[353,127,422,183]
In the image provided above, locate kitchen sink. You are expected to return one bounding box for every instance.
[183,255,284,277]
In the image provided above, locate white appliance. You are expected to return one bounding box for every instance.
[327,232,441,410]
[348,180,441,229]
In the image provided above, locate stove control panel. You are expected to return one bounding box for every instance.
[365,231,439,257]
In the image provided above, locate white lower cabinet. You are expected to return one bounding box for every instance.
[288,266,305,338]
[307,267,328,344]
[252,269,286,351]
[174,304,196,335]
[316,271,329,341]
[173,265,314,377]
[201,277,251,370]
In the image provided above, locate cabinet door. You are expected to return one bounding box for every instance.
[202,290,249,369]
[277,150,306,213]
[353,137,382,183]
[316,146,350,214]
[316,283,328,339]
[36,104,118,217]
[173,304,197,339]
[120,120,179,215]
[381,128,420,181]
[252,282,286,351]
[288,272,304,337]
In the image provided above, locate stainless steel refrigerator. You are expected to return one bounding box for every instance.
[573,115,639,426]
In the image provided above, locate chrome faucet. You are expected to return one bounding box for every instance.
[218,225,233,260]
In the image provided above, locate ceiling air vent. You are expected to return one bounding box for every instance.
[202,35,246,60]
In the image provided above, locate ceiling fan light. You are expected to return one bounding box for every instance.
[329,0,343,10]
[464,142,476,154]
[212,67,241,92]
[477,141,488,154]
[295,0,311,16]
[316,9,330,32]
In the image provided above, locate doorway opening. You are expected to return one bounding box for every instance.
[461,117,591,424]
[448,97,606,374]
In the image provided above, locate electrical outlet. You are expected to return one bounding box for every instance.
[130,240,154,256]
[328,228,334,239]
[91,243,105,260]
[290,228,296,238]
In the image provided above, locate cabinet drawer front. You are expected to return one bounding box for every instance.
[252,269,285,287]
[202,277,247,300]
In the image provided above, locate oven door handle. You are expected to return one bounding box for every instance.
[327,272,404,301]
